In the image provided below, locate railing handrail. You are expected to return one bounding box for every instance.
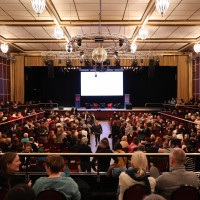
[145,103,163,107]
[158,111,196,124]
[0,111,45,126]
[0,152,199,156]
[39,103,58,107]
[163,104,197,107]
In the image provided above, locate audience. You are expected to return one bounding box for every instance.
[32,155,81,200]
[156,148,200,199]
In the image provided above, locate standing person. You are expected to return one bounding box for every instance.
[156,148,200,199]
[32,155,81,200]
[111,121,121,149]
[92,120,102,146]
[0,152,27,189]
[91,139,118,172]
[79,137,92,172]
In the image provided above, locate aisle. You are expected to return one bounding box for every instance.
[90,120,112,153]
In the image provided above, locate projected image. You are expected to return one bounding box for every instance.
[81,72,123,96]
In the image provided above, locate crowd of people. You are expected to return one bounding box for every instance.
[0,102,200,199]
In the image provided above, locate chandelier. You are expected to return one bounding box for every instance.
[31,0,46,14]
[139,27,148,40]
[1,43,9,53]
[54,26,64,40]
[156,0,170,15]
[92,47,107,63]
[194,42,200,54]
[130,43,137,53]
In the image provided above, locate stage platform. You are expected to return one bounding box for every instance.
[48,107,162,120]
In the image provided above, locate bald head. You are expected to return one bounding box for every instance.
[170,148,186,166]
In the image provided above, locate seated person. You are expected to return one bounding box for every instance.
[111,151,156,200]
[32,155,81,200]
[156,148,200,200]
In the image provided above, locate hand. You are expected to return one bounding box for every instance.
[28,180,32,187]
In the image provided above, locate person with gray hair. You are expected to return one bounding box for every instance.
[156,148,200,200]
[143,194,166,200]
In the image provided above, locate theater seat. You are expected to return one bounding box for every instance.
[171,185,200,200]
[37,188,66,200]
[108,103,112,109]
[93,103,98,109]
[123,184,147,200]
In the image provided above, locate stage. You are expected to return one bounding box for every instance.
[47,107,162,120]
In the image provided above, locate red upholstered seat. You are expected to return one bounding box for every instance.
[108,103,112,109]
[93,103,98,109]
[37,188,66,200]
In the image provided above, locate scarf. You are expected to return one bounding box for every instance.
[126,168,151,195]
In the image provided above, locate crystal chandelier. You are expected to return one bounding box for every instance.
[1,43,9,53]
[54,26,64,40]
[139,26,148,40]
[130,43,137,53]
[31,0,46,14]
[92,47,107,63]
[156,0,170,15]
[194,42,200,53]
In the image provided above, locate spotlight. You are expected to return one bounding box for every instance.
[131,60,138,67]
[44,59,49,65]
[58,59,62,64]
[114,51,118,57]
[66,60,71,67]
[94,72,97,77]
[84,59,91,66]
[77,39,82,46]
[155,58,160,66]
[80,59,83,64]
[80,51,84,57]
[140,59,143,63]
[119,39,124,47]
[92,60,96,65]
[115,59,120,67]
[103,59,110,65]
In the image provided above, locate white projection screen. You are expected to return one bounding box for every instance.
[81,72,123,96]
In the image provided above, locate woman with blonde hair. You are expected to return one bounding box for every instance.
[112,151,156,200]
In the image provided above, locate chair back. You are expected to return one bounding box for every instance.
[0,188,8,200]
[37,188,66,200]
[171,185,200,200]
[123,184,147,200]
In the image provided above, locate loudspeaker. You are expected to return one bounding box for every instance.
[58,106,64,110]
[148,59,155,79]
[47,60,54,79]
[126,103,132,109]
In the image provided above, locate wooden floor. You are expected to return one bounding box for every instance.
[90,120,112,153]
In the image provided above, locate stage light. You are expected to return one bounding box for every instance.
[103,59,110,65]
[115,59,120,67]
[66,60,71,67]
[58,59,62,64]
[119,39,124,47]
[114,51,118,58]
[131,60,138,67]
[92,60,96,65]
[84,59,91,66]
[77,39,82,46]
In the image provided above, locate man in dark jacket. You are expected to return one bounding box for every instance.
[92,121,102,146]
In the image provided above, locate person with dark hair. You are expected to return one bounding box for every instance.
[92,120,102,146]
[91,139,118,172]
[0,152,26,189]
[111,121,121,149]
[4,184,36,200]
[32,155,81,200]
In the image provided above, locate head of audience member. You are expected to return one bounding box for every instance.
[0,152,21,177]
[114,142,122,151]
[99,138,110,149]
[44,155,64,176]
[163,142,169,149]
[143,194,166,200]
[121,136,127,142]
[23,133,28,138]
[81,137,88,145]
[4,184,36,200]
[24,143,32,153]
[169,148,186,168]
[131,151,148,177]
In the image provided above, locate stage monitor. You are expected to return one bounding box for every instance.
[81,71,123,96]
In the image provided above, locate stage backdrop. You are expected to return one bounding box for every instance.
[24,66,177,107]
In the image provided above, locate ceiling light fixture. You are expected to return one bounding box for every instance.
[194,42,200,54]
[130,43,137,53]
[156,0,170,16]
[139,26,148,40]
[1,43,9,53]
[54,26,64,40]
[31,0,46,14]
